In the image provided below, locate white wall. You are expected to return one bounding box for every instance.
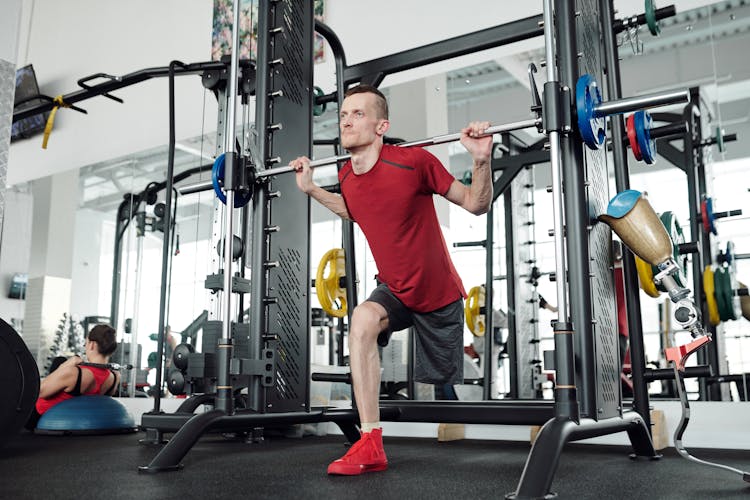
[0,0,22,63]
[0,188,32,324]
[7,0,720,187]
[8,0,215,185]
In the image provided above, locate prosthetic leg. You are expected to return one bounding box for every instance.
[600,190,749,482]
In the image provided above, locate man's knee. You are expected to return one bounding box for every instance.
[350,302,386,343]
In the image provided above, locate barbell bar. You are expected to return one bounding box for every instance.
[177,117,541,196]
[256,117,543,179]
[262,81,689,178]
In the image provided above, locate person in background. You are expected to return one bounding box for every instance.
[25,324,120,430]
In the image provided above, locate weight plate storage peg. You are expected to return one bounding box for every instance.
[634,110,656,164]
[715,126,725,153]
[576,74,606,150]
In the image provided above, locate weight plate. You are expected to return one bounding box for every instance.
[700,200,711,234]
[634,110,656,164]
[705,197,717,235]
[313,86,327,117]
[726,255,742,320]
[703,266,721,326]
[626,114,643,161]
[716,126,725,153]
[715,267,735,321]
[635,256,660,297]
[576,74,606,150]
[645,0,661,36]
[739,281,750,322]
[173,343,194,372]
[211,153,253,208]
[464,285,486,337]
[0,319,40,446]
[316,248,348,318]
[167,369,187,396]
[725,241,734,265]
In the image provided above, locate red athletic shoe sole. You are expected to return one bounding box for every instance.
[327,461,388,475]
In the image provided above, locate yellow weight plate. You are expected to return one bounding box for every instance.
[316,248,347,318]
[465,285,485,337]
[635,256,660,298]
[703,265,720,326]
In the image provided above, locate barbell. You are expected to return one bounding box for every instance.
[201,73,688,206]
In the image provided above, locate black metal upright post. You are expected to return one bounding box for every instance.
[248,0,273,412]
[683,89,720,400]
[483,183,495,401]
[503,189,518,399]
[557,0,597,418]
[599,0,651,430]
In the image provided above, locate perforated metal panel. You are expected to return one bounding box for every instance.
[510,166,540,398]
[0,59,14,239]
[577,0,620,418]
[262,0,313,412]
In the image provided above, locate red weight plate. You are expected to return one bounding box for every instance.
[627,114,642,161]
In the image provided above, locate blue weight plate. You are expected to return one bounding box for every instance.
[576,74,606,150]
[212,153,252,208]
[706,197,717,235]
[634,110,656,164]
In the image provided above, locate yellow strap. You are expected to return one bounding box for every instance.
[42,95,70,149]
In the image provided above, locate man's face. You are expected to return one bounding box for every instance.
[338,92,388,150]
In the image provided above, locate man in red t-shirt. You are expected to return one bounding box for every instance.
[25,324,120,430]
[292,84,492,475]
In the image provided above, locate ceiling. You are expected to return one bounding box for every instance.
[77,0,750,217]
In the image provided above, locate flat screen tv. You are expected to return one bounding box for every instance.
[8,273,27,299]
[11,64,48,142]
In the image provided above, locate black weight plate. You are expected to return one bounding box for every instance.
[0,319,40,445]
[173,343,194,371]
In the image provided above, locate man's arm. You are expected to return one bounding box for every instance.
[444,121,494,215]
[292,156,351,220]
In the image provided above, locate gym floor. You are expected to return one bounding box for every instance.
[2,430,748,499]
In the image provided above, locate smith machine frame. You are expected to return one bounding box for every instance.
[139,1,686,498]
[13,1,686,498]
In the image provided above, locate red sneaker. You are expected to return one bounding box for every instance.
[327,428,388,475]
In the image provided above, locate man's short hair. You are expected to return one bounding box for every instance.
[88,324,117,357]
[344,84,389,120]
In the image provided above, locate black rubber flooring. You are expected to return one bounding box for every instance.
[1,430,749,499]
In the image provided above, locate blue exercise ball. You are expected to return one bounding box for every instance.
[36,396,136,434]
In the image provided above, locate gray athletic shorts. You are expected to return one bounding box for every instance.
[367,283,464,385]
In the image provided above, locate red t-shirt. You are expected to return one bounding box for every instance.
[36,365,113,415]
[339,144,466,312]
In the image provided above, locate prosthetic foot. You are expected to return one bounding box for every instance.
[668,341,750,483]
